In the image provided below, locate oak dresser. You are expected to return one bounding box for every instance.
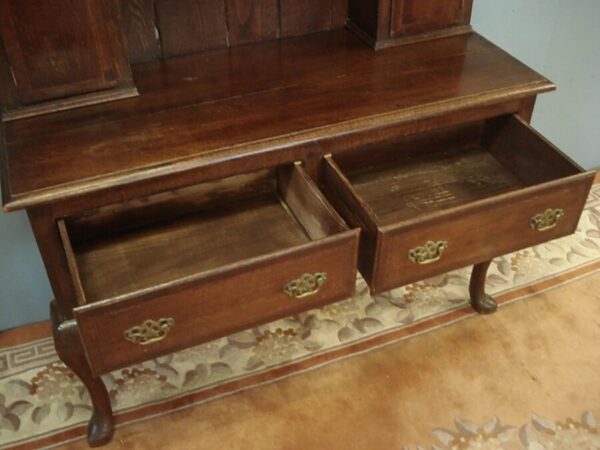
[0,0,594,446]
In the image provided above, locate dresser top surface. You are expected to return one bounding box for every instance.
[1,29,553,212]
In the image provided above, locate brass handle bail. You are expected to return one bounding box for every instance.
[409,240,448,265]
[124,318,174,346]
[284,273,327,299]
[530,208,564,231]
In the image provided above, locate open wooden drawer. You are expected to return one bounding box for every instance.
[59,164,359,375]
[323,115,595,294]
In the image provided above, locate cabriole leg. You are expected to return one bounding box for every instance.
[50,301,114,446]
[469,260,498,315]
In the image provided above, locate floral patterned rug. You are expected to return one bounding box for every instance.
[411,412,600,449]
[1,184,600,449]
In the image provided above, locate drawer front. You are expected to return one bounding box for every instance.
[373,178,592,293]
[75,234,358,375]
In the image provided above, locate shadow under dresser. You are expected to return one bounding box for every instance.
[0,3,594,446]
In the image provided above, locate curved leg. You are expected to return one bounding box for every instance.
[469,261,498,315]
[51,301,114,446]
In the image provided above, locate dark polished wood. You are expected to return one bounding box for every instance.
[1,31,554,212]
[322,116,594,293]
[50,301,113,447]
[390,0,472,37]
[226,0,279,46]
[116,0,345,63]
[348,0,472,49]
[156,0,228,57]
[63,165,352,304]
[59,164,357,374]
[0,0,136,117]
[27,207,82,318]
[74,233,357,374]
[469,260,497,314]
[280,0,334,37]
[119,0,162,64]
[0,3,593,446]
[0,31,19,111]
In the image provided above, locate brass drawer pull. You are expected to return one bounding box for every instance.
[409,240,449,265]
[284,273,327,299]
[124,318,175,346]
[530,208,565,231]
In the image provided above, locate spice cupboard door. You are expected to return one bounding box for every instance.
[0,0,131,104]
[390,0,473,38]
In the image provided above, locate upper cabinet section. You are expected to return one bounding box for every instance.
[0,0,474,121]
[0,0,348,120]
[0,0,136,120]
[348,0,473,49]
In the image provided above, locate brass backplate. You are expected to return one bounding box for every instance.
[124,318,175,346]
[530,208,565,231]
[408,240,449,265]
[284,273,327,299]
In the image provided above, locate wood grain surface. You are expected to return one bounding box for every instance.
[226,0,279,46]
[2,32,553,212]
[119,0,161,63]
[0,0,132,103]
[156,0,228,57]
[75,231,358,375]
[62,167,341,304]
[323,116,594,292]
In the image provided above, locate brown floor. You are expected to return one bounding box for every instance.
[0,321,51,346]
[55,270,600,450]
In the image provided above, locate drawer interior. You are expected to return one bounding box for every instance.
[60,164,348,305]
[329,115,584,226]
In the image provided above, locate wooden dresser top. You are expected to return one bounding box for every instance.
[1,29,553,212]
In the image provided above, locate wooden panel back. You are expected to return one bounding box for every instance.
[347,0,381,39]
[0,36,19,111]
[156,0,228,57]
[280,0,333,37]
[227,0,279,46]
[119,0,162,63]
[119,0,348,61]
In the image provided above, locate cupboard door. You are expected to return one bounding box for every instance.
[0,0,129,104]
[390,0,472,38]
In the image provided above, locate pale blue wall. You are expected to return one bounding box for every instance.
[1,1,599,331]
[472,0,600,170]
[0,194,53,330]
